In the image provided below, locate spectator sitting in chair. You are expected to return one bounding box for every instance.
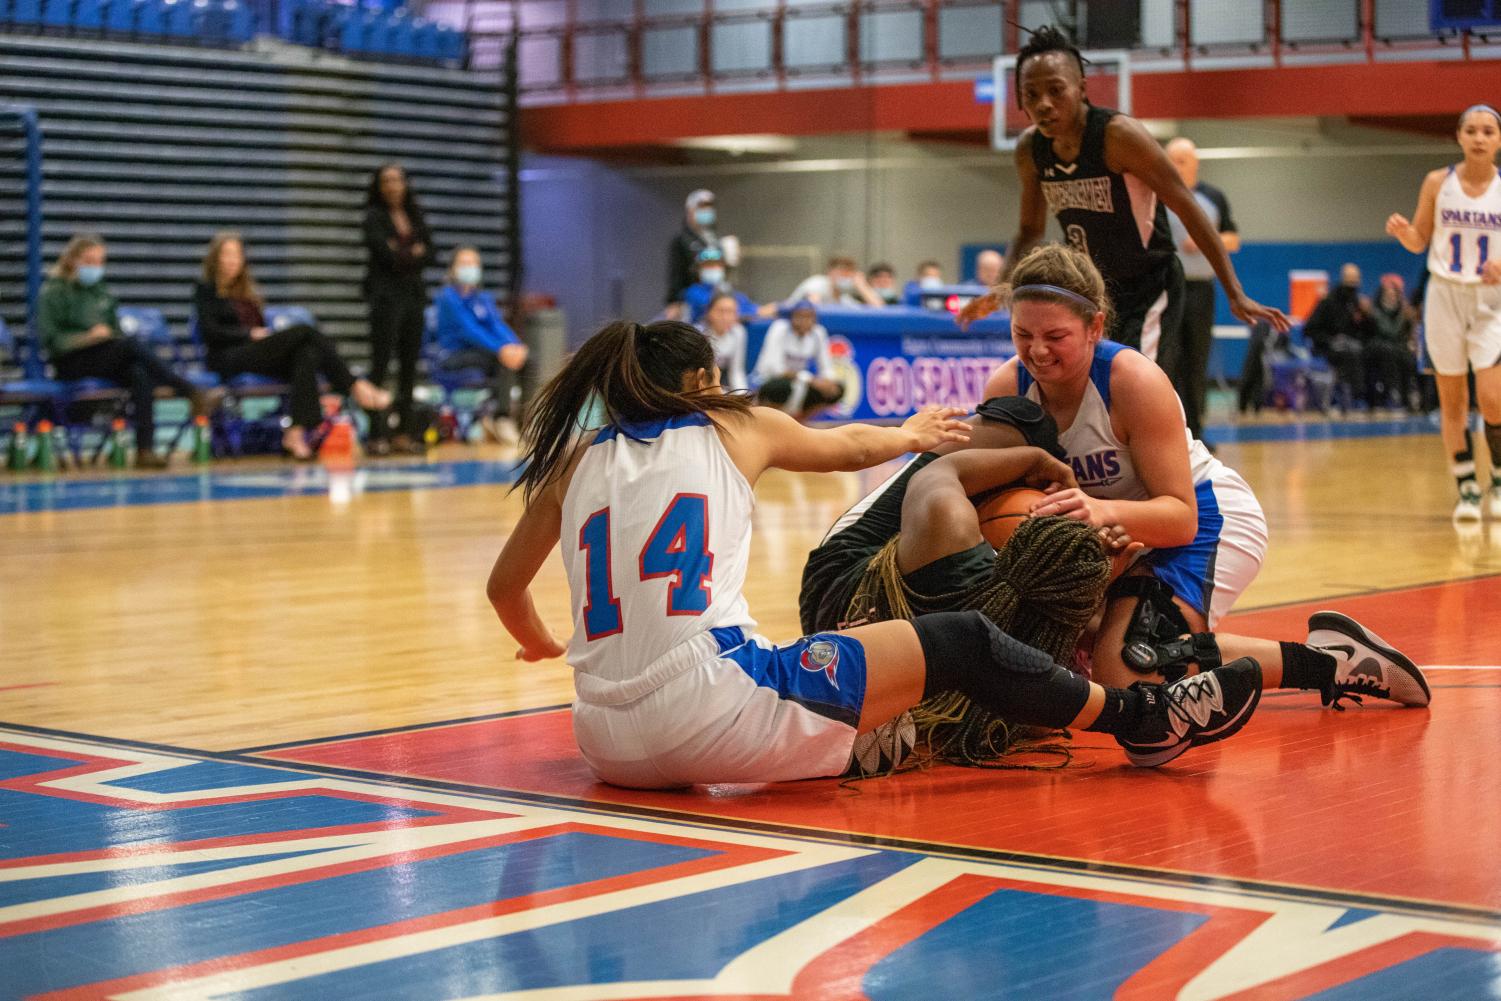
[867,262,901,305]
[788,255,885,307]
[1367,272,1421,413]
[681,247,776,324]
[752,299,844,421]
[1303,263,1374,412]
[914,260,945,288]
[973,249,1005,289]
[196,231,389,461]
[697,291,750,393]
[434,246,528,446]
[39,233,223,470]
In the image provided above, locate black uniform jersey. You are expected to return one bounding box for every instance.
[1030,105,1177,301]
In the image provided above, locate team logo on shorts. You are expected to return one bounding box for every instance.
[800,640,840,689]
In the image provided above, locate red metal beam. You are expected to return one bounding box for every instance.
[521,59,1501,152]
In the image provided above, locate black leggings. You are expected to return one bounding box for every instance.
[367,292,426,435]
[210,324,357,429]
[758,375,843,413]
[54,337,197,450]
[440,348,521,417]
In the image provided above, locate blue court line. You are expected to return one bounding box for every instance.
[0,417,1438,515]
[0,459,523,514]
[1202,415,1437,444]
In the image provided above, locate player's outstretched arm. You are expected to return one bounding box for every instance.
[488,481,567,662]
[744,405,970,475]
[958,137,1046,330]
[896,447,1077,572]
[1107,117,1290,333]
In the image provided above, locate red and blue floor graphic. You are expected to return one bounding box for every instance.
[2,715,1497,999]
[6,580,1501,999]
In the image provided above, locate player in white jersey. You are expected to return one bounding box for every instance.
[1386,105,1501,521]
[977,246,1430,707]
[487,318,1271,787]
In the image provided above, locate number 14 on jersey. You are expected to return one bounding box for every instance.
[579,494,714,640]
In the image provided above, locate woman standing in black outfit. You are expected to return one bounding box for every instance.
[363,163,435,454]
[196,232,390,460]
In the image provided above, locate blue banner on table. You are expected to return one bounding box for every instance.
[745,306,1015,422]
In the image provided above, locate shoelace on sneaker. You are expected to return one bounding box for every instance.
[1164,675,1224,737]
[1320,677,1388,711]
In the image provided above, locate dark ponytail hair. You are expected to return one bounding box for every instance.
[515,319,752,501]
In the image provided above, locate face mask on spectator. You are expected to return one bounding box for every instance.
[694,208,716,227]
[919,276,943,290]
[700,267,725,286]
[455,264,482,286]
[76,265,105,286]
[834,276,855,292]
[879,287,900,304]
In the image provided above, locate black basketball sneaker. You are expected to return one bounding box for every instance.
[1306,611,1431,708]
[1116,658,1263,767]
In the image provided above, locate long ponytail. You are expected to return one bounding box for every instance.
[515,319,752,501]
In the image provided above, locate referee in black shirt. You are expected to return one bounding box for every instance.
[1165,137,1241,443]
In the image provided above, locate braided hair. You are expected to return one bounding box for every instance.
[845,515,1110,770]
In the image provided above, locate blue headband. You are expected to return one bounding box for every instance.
[1463,104,1501,126]
[1012,283,1100,313]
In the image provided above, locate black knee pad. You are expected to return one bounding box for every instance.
[1107,575,1220,682]
[911,611,1089,727]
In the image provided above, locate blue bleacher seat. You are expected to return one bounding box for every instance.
[0,319,66,426]
[40,0,72,31]
[383,13,415,58]
[73,0,105,32]
[133,0,166,36]
[161,0,195,36]
[410,20,438,60]
[338,8,371,52]
[221,0,252,42]
[103,0,135,34]
[435,24,464,64]
[10,0,44,28]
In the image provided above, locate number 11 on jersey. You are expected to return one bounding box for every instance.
[580,494,714,641]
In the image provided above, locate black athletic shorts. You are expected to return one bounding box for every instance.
[1109,256,1185,366]
[796,396,1062,634]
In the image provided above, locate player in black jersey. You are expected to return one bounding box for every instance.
[961,26,1288,364]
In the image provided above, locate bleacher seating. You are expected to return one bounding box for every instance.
[1,0,467,65]
[0,35,515,375]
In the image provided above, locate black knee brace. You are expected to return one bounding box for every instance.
[911,611,1091,729]
[1108,576,1220,682]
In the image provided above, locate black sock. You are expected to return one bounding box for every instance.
[1454,431,1479,496]
[1487,422,1501,487]
[1280,642,1336,691]
[910,611,1090,728]
[1081,686,1143,736]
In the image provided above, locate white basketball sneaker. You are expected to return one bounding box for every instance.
[1306,611,1431,708]
[1454,485,1483,522]
[844,711,917,778]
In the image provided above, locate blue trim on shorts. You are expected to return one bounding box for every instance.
[1142,479,1222,618]
[719,633,867,730]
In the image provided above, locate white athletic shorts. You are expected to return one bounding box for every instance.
[1423,276,1501,376]
[1135,470,1268,629]
[571,629,867,789]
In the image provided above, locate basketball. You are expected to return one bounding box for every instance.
[976,487,1047,549]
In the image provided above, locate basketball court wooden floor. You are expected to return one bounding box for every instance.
[2,423,1499,999]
